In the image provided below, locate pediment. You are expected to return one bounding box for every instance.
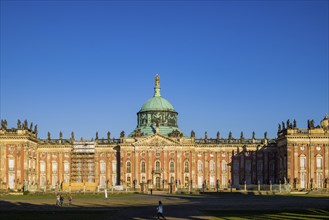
[133,134,181,146]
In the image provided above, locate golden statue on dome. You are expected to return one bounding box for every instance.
[155,73,160,87]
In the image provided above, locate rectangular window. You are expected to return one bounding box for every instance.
[9,159,14,171]
[141,162,146,173]
[100,162,106,173]
[64,162,70,173]
[40,162,45,172]
[198,162,202,172]
[210,162,215,172]
[52,162,58,172]
[222,161,227,172]
[316,157,322,169]
[300,157,306,169]
[112,162,117,173]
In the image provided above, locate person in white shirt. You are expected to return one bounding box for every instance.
[157,201,166,220]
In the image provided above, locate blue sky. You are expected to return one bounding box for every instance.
[1,0,328,140]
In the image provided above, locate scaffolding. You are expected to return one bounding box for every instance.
[70,142,95,183]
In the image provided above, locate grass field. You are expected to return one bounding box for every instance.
[1,192,328,219]
[0,210,117,220]
[208,209,329,220]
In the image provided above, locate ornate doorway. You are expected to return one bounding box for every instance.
[156,177,161,189]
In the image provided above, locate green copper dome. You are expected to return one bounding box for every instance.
[129,74,184,137]
[140,74,175,112]
[140,96,174,112]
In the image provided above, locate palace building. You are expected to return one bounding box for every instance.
[0,75,328,192]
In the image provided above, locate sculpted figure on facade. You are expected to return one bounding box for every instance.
[23,120,28,129]
[132,128,144,137]
[228,131,232,140]
[286,120,290,129]
[168,129,182,138]
[1,120,7,129]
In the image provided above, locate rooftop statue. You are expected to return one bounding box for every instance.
[96,132,98,140]
[60,131,63,139]
[204,131,208,139]
[34,125,38,133]
[17,119,21,129]
[47,132,51,140]
[252,131,255,139]
[1,120,7,129]
[30,122,33,131]
[168,129,183,138]
[228,131,232,140]
[191,130,195,138]
[155,73,160,87]
[107,131,111,140]
[24,120,28,129]
[216,131,220,140]
[264,131,267,139]
[120,131,125,138]
[71,131,75,140]
[293,119,297,128]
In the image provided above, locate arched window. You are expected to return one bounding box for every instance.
[198,160,203,172]
[184,161,189,173]
[155,161,161,171]
[141,161,146,173]
[126,161,131,173]
[170,161,175,173]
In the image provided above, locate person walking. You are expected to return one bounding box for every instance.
[56,194,60,206]
[157,201,166,220]
[60,194,64,206]
[68,195,72,206]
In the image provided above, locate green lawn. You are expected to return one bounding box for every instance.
[0,211,117,220]
[207,209,329,220]
[0,192,138,199]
